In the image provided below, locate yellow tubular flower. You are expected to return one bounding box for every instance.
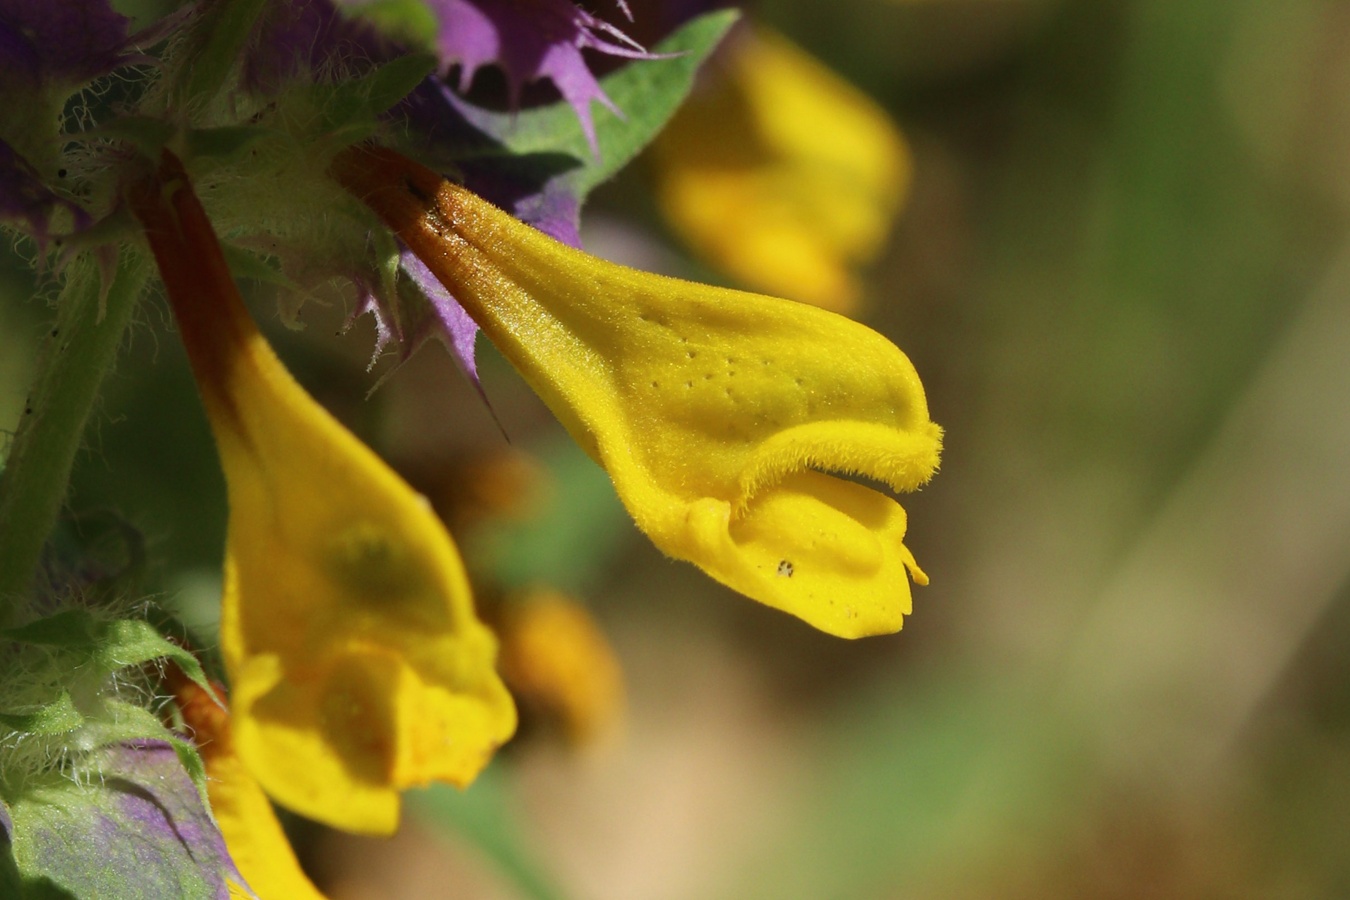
[332,148,942,639]
[650,24,912,314]
[132,150,515,835]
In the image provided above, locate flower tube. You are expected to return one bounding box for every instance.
[333,146,942,639]
[131,149,515,835]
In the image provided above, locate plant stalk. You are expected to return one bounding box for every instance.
[0,252,146,625]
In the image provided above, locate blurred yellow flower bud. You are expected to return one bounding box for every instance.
[133,151,516,836]
[333,148,941,638]
[651,24,911,313]
[496,590,625,747]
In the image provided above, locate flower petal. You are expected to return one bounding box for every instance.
[132,150,516,834]
[333,147,941,638]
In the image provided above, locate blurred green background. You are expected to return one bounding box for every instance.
[4,0,1350,896]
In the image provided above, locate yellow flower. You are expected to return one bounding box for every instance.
[650,24,911,314]
[171,675,326,900]
[496,590,625,747]
[132,150,516,835]
[332,147,941,639]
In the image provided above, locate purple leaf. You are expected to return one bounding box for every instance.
[422,0,659,154]
[0,0,132,85]
[400,246,482,387]
[7,741,248,898]
[402,78,587,243]
[463,157,583,247]
[244,0,393,95]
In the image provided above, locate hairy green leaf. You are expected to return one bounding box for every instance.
[5,609,214,700]
[0,693,82,735]
[6,742,239,898]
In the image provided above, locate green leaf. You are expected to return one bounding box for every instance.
[6,742,241,898]
[93,705,204,780]
[75,116,175,155]
[449,10,740,200]
[5,610,215,701]
[220,245,300,291]
[166,737,209,804]
[4,609,100,646]
[319,53,439,136]
[81,701,179,751]
[184,124,272,160]
[363,53,440,118]
[0,693,82,735]
[350,0,439,48]
[96,618,191,670]
[140,603,227,685]
[79,702,212,805]
[178,0,271,109]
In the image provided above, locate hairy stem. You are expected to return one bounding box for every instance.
[0,252,146,625]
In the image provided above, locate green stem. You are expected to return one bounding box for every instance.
[176,0,270,111]
[0,252,146,625]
